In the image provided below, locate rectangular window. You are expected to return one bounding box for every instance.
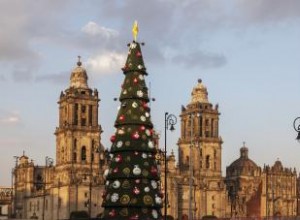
[89,105,92,125]
[81,105,86,113]
[74,104,78,125]
[81,118,86,126]
[84,192,88,198]
[0,206,2,215]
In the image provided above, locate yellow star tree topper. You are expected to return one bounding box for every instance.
[132,20,139,41]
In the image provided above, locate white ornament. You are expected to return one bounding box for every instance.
[140,116,146,122]
[152,210,158,219]
[111,193,119,202]
[117,106,121,110]
[105,181,110,186]
[142,153,147,159]
[132,102,138,108]
[137,90,143,97]
[133,165,142,175]
[116,141,123,148]
[139,74,144,80]
[144,186,150,192]
[145,112,150,118]
[148,141,154,149]
[123,90,127,95]
[138,64,143,69]
[130,43,137,49]
[118,128,125,135]
[103,169,109,179]
[112,180,121,189]
[155,194,162,205]
[151,180,158,189]
[145,129,151,136]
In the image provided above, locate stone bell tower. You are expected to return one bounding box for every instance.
[53,57,105,219]
[55,57,102,168]
[177,79,225,218]
[178,79,222,177]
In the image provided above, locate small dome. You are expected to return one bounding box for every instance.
[227,144,258,176]
[191,79,209,103]
[70,57,88,89]
[272,160,283,172]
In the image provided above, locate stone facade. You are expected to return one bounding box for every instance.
[9,68,299,219]
[0,187,12,219]
[12,60,107,220]
[226,146,297,218]
[165,79,227,219]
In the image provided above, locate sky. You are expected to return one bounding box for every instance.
[1,0,300,186]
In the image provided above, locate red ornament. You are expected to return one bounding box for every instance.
[142,102,148,109]
[133,186,140,195]
[119,115,125,121]
[110,135,116,143]
[139,125,146,131]
[136,51,142,57]
[109,209,116,217]
[135,179,141,184]
[151,166,158,175]
[113,167,119,173]
[115,154,122,163]
[133,78,138,83]
[130,214,139,220]
[132,131,140,140]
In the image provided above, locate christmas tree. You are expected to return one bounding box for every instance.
[102,22,163,220]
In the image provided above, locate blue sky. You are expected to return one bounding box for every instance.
[1,0,300,186]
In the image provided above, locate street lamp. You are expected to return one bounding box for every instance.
[164,112,177,220]
[189,113,200,220]
[293,117,300,142]
[89,143,101,218]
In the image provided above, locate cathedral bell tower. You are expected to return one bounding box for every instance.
[178,79,222,177]
[55,57,103,171]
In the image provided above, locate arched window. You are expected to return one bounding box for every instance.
[81,146,86,161]
[206,155,210,169]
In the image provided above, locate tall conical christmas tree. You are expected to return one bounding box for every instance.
[102,22,163,220]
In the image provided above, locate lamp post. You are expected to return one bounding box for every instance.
[89,143,100,218]
[189,113,200,220]
[43,156,53,220]
[164,112,177,220]
[293,117,300,142]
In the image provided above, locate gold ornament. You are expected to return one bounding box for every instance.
[122,180,131,189]
[119,208,129,216]
[123,167,131,175]
[120,195,130,205]
[143,195,153,205]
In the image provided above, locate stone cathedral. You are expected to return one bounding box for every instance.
[10,59,299,219]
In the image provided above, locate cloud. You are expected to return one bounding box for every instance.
[172,50,227,69]
[86,52,126,75]
[0,75,6,81]
[82,22,119,39]
[0,110,21,125]
[234,0,300,24]
[35,71,69,85]
[12,67,34,82]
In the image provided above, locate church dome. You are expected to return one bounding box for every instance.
[191,79,209,103]
[70,57,88,89]
[227,144,258,176]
